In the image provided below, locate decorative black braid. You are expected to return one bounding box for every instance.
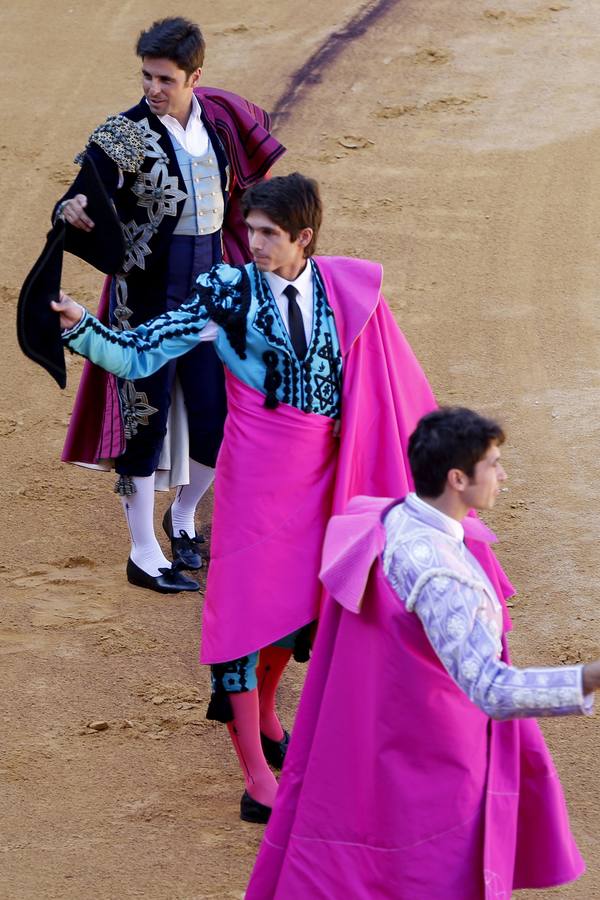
[262,350,282,409]
[194,265,252,360]
[281,355,292,405]
[254,268,287,351]
[73,314,207,354]
[206,656,255,723]
[64,266,253,361]
[114,474,136,496]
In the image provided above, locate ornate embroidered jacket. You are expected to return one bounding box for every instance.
[64,261,343,419]
[383,494,592,719]
[57,88,285,464]
[56,97,230,326]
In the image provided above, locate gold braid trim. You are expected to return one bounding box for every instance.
[74,115,146,173]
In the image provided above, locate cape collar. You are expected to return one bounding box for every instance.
[313,256,383,355]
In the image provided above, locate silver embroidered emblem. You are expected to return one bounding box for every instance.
[119,381,159,440]
[132,163,187,225]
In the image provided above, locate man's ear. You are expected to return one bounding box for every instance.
[189,67,202,88]
[297,227,313,250]
[447,468,468,492]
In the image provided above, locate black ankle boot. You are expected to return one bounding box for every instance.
[240,790,272,824]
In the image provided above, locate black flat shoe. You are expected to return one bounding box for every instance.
[162,506,204,570]
[260,730,290,769]
[126,558,200,594]
[240,790,272,824]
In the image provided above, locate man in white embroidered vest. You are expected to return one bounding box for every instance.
[55,16,284,593]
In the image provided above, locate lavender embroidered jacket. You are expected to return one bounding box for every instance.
[383,494,592,718]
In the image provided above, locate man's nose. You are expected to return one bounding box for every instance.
[498,465,507,481]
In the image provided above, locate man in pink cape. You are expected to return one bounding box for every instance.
[53,175,510,824]
[247,407,597,898]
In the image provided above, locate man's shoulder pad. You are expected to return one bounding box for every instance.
[74,114,146,173]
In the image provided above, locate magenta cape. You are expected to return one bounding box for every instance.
[201,256,512,662]
[62,87,285,467]
[247,496,584,899]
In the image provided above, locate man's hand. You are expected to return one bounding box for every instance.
[582,660,600,694]
[60,194,95,231]
[50,291,85,330]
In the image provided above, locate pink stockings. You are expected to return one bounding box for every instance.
[227,691,278,807]
[226,645,292,807]
[257,645,292,741]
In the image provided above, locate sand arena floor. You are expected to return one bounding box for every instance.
[1,1,600,896]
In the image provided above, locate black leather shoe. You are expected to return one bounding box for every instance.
[162,506,204,570]
[240,790,272,824]
[260,730,290,769]
[126,558,200,594]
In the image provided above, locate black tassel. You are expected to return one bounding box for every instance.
[206,691,234,723]
[114,474,136,496]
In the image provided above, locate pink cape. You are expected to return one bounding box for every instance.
[246,496,584,899]
[201,256,512,662]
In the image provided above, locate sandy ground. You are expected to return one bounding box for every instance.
[2,0,600,897]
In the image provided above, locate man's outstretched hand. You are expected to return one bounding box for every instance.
[51,291,85,330]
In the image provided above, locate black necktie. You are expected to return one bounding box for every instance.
[283,284,308,360]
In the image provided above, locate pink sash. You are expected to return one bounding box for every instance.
[200,371,338,663]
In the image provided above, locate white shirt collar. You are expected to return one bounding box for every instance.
[264,261,313,304]
[158,92,203,134]
[406,493,465,542]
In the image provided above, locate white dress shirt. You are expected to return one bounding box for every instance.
[264,262,314,347]
[407,492,465,542]
[157,94,210,156]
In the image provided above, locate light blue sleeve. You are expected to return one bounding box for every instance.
[63,265,240,380]
[409,573,592,720]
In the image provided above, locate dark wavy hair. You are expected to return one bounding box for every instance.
[241,173,322,257]
[136,17,205,75]
[408,407,505,498]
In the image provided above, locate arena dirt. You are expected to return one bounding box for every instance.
[1,1,599,897]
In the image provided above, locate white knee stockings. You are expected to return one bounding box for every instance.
[121,462,215,575]
[170,460,215,537]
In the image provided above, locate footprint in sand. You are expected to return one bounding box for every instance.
[413,47,452,65]
[118,794,176,823]
[484,5,569,26]
[95,625,164,656]
[10,556,116,627]
[375,94,487,120]
[0,415,21,436]
[318,134,375,163]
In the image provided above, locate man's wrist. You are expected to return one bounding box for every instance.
[62,307,87,337]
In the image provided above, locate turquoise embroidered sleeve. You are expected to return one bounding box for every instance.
[64,296,211,380]
[63,264,244,379]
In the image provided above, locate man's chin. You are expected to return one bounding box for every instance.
[253,259,272,271]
